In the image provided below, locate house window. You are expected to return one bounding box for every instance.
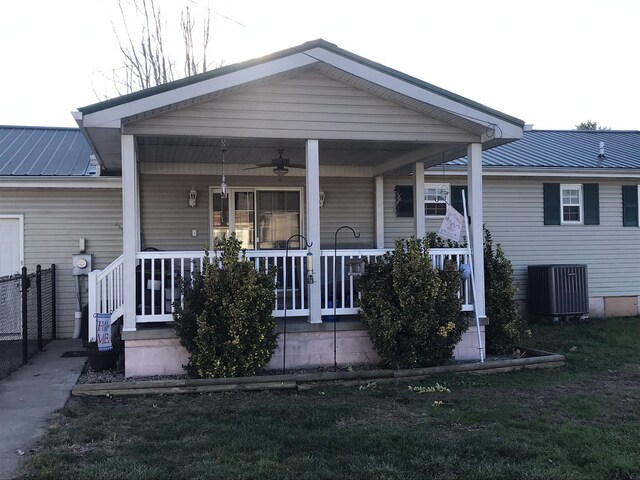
[210,187,303,249]
[394,185,413,217]
[561,184,582,224]
[424,184,449,216]
[622,185,639,227]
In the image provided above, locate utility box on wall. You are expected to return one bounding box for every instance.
[72,254,93,276]
[528,264,588,317]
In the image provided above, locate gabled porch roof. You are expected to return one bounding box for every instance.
[73,39,524,176]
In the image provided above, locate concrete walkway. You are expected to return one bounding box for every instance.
[0,339,85,480]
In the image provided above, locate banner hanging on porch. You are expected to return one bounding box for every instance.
[96,313,113,351]
[438,204,464,242]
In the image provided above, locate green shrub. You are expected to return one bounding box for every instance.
[357,237,466,369]
[173,235,278,378]
[483,227,531,354]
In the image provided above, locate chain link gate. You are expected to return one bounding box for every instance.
[0,264,56,380]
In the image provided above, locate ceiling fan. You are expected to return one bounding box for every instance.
[244,149,305,177]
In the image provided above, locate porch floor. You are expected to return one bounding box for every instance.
[122,316,365,342]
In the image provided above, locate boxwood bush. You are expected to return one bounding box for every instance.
[357,237,466,369]
[483,228,531,354]
[174,235,278,378]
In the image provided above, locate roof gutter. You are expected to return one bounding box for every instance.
[0,176,122,188]
[426,165,640,179]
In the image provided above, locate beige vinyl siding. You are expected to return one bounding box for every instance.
[0,188,122,338]
[483,177,640,300]
[319,177,374,248]
[141,173,375,251]
[126,71,475,143]
[421,174,640,301]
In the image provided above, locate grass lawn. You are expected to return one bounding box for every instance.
[23,317,640,480]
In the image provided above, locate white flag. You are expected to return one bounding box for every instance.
[438,204,464,242]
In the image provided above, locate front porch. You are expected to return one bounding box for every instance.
[76,40,524,376]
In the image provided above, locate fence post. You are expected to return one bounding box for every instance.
[21,266,28,364]
[36,265,43,351]
[51,264,57,340]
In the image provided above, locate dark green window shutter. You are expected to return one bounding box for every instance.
[622,185,639,227]
[583,183,600,225]
[543,183,560,225]
[450,186,467,214]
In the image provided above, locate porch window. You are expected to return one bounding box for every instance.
[210,188,302,249]
[424,183,449,217]
[561,184,582,224]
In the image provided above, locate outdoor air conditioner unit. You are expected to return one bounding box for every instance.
[527,264,588,317]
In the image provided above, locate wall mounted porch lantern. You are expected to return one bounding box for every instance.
[188,186,197,207]
[319,190,326,208]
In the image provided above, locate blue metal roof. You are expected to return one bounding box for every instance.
[0,126,95,176]
[449,130,640,169]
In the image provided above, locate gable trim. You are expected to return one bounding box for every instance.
[78,41,524,138]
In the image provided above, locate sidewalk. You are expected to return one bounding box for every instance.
[0,339,86,480]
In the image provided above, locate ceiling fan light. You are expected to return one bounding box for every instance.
[273,166,289,177]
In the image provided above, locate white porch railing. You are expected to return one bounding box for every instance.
[87,254,125,342]
[88,248,474,332]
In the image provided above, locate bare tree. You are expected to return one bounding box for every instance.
[182,4,211,78]
[111,0,212,95]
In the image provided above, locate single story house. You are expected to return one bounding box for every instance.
[21,39,635,377]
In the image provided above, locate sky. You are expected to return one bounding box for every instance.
[0,0,638,130]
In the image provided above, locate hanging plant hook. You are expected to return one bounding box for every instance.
[282,234,313,374]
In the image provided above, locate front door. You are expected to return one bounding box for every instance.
[0,217,22,277]
[211,189,302,249]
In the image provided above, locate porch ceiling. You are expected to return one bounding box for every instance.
[135,136,462,174]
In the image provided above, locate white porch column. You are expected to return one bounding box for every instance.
[468,143,486,318]
[375,176,384,248]
[306,140,322,323]
[122,134,139,332]
[413,161,425,237]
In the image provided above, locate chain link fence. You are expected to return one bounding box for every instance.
[0,265,56,380]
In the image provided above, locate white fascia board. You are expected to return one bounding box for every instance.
[424,166,640,179]
[0,177,122,188]
[81,53,319,128]
[306,48,524,140]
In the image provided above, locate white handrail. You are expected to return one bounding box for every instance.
[87,255,125,342]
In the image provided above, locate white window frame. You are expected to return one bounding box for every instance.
[560,184,583,225]
[424,183,449,217]
[0,214,25,272]
[209,186,305,249]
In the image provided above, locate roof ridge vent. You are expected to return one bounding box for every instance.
[598,141,605,158]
